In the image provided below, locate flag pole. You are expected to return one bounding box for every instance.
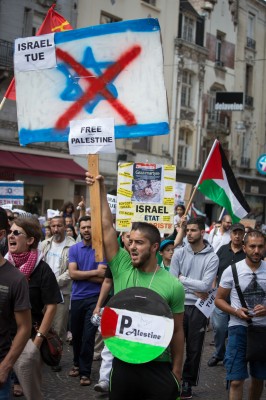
[184,139,219,217]
[194,139,219,188]
[184,186,197,217]
[218,207,225,221]
[0,97,6,111]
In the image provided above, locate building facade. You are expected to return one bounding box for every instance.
[0,0,265,223]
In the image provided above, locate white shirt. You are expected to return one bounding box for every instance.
[45,238,66,278]
[220,259,266,327]
[208,228,230,252]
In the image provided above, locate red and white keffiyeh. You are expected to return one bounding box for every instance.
[8,250,38,279]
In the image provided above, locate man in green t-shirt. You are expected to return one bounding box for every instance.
[86,172,185,400]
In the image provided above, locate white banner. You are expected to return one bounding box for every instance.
[107,194,117,215]
[14,34,56,72]
[113,308,173,347]
[69,118,116,155]
[195,288,217,318]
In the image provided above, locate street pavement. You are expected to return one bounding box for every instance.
[14,330,266,399]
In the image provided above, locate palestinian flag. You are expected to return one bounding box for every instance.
[196,140,250,223]
[101,287,174,364]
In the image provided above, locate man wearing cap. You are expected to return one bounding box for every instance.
[208,223,246,367]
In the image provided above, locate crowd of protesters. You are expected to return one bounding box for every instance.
[0,191,266,400]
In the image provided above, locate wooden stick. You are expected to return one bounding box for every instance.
[88,154,103,261]
[184,185,197,217]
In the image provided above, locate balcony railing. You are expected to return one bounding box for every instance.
[0,39,13,69]
[207,111,230,130]
[245,95,254,108]
[246,37,256,50]
[240,157,250,169]
[215,60,224,67]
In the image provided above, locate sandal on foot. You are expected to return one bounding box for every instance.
[13,384,23,397]
[80,376,91,386]
[68,366,79,377]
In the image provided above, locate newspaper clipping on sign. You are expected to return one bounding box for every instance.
[116,163,176,233]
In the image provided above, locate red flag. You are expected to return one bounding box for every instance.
[1,4,73,105]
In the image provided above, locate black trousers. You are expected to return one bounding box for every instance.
[182,305,208,386]
[110,358,180,400]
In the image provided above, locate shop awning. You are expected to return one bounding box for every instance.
[0,150,86,180]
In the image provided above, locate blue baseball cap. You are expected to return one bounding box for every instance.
[160,239,174,252]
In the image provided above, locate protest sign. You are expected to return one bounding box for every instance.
[107,194,117,215]
[1,203,13,210]
[195,288,217,318]
[0,181,24,206]
[69,118,115,154]
[14,34,56,72]
[116,163,176,233]
[47,209,60,219]
[14,18,169,146]
[175,182,192,206]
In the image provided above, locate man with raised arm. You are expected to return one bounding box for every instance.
[86,172,185,400]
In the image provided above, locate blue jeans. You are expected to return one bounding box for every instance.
[224,325,266,381]
[71,296,98,377]
[0,373,11,400]
[212,306,229,360]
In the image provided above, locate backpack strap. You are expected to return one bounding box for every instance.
[231,263,252,324]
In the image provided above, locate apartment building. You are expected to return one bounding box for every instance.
[0,0,265,222]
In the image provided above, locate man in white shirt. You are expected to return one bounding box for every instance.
[42,216,75,371]
[215,230,266,400]
[208,215,232,252]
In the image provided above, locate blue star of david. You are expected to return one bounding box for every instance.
[57,47,118,113]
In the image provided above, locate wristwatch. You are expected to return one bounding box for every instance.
[36,331,46,339]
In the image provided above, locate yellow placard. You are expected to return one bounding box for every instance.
[119,172,134,179]
[117,188,133,198]
[164,165,175,171]
[119,211,134,216]
[163,215,171,222]
[119,163,134,168]
[119,202,133,209]
[116,219,131,229]
[164,176,175,181]
[165,186,173,192]
[163,198,175,206]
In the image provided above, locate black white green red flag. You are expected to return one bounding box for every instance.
[196,140,250,223]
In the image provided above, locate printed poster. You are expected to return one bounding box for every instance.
[116,163,176,233]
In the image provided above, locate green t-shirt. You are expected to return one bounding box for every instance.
[109,248,185,362]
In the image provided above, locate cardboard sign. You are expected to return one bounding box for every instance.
[175,182,192,205]
[47,209,60,219]
[195,288,217,318]
[240,219,256,229]
[14,34,56,72]
[69,118,115,154]
[116,163,176,233]
[14,18,169,146]
[0,181,24,206]
[107,194,117,215]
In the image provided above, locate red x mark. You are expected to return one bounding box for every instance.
[55,45,141,130]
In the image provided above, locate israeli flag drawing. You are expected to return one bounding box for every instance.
[14,18,169,146]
